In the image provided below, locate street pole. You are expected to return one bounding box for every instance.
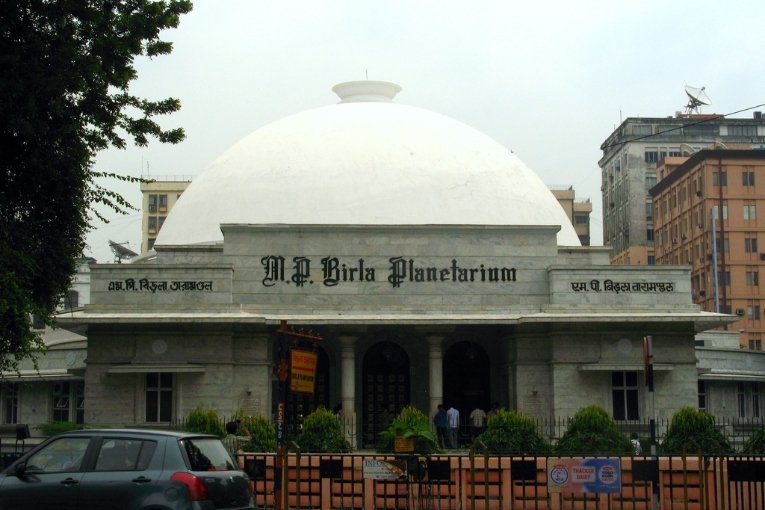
[273,320,322,510]
[643,335,659,510]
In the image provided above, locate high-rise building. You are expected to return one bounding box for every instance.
[551,186,592,246]
[599,112,765,264]
[650,149,765,349]
[140,177,190,253]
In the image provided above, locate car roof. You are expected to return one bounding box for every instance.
[51,429,218,439]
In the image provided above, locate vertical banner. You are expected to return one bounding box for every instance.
[547,458,621,494]
[290,349,318,394]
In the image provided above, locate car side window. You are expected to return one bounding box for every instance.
[95,439,157,471]
[25,437,90,474]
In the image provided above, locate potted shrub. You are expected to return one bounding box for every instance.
[555,405,633,455]
[475,409,550,454]
[296,407,350,453]
[742,426,765,454]
[378,405,439,454]
[660,407,731,455]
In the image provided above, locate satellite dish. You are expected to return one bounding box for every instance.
[109,240,138,264]
[679,143,696,156]
[684,85,712,114]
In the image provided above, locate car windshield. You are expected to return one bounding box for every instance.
[181,438,237,471]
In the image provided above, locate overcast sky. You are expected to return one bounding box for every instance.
[87,0,765,262]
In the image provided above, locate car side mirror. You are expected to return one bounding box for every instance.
[14,461,27,478]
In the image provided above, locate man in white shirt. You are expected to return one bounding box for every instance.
[469,407,487,439]
[446,405,460,449]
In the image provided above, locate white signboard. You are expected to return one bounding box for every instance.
[362,459,407,480]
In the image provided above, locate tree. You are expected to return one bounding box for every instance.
[0,1,192,371]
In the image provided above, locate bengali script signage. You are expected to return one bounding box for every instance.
[289,349,318,394]
[570,279,674,293]
[261,256,517,289]
[547,458,621,494]
[107,278,213,292]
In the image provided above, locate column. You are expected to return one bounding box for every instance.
[338,334,357,448]
[427,335,445,418]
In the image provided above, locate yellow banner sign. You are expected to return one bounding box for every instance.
[290,349,318,394]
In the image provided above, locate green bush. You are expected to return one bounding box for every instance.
[243,415,277,452]
[660,407,731,455]
[296,407,350,453]
[475,410,550,454]
[742,427,765,454]
[556,405,633,455]
[183,406,224,436]
[37,421,81,436]
[378,405,439,454]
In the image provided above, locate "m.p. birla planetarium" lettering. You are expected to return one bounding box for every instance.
[261,256,517,289]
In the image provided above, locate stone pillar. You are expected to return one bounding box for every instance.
[427,335,445,418]
[338,334,357,448]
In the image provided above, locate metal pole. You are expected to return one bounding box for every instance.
[711,207,720,313]
[274,336,288,510]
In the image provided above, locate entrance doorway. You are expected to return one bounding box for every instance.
[443,341,490,444]
[362,341,410,448]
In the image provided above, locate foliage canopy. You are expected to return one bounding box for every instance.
[660,407,731,454]
[0,0,192,371]
[475,409,551,454]
[555,405,634,455]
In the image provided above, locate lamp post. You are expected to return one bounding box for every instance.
[274,321,322,510]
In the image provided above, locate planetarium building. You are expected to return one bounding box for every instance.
[63,81,732,447]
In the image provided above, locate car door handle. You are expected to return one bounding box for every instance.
[132,476,152,484]
[60,478,79,486]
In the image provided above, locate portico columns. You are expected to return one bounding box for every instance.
[427,335,445,418]
[338,334,357,448]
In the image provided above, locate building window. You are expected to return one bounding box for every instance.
[754,385,761,418]
[746,238,759,253]
[748,304,761,321]
[66,290,79,310]
[747,271,760,287]
[729,125,758,136]
[148,216,157,234]
[646,229,654,241]
[717,271,731,286]
[158,194,168,212]
[712,204,728,220]
[744,204,757,220]
[1,383,19,424]
[743,171,756,187]
[633,124,652,136]
[647,255,655,265]
[158,216,166,231]
[146,373,173,423]
[644,151,659,163]
[750,339,763,351]
[148,238,156,250]
[575,215,588,224]
[52,381,84,424]
[148,194,157,213]
[698,380,707,410]
[738,383,747,418]
[713,171,727,186]
[612,371,640,421]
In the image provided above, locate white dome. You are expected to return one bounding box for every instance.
[156,81,581,247]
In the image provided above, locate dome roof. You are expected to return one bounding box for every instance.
[156,81,581,247]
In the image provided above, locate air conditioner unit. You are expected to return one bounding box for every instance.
[736,308,745,316]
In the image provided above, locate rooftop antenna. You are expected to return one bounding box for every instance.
[684,85,712,114]
[109,240,138,264]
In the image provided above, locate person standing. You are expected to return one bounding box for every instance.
[446,405,460,449]
[433,404,448,449]
[469,406,487,439]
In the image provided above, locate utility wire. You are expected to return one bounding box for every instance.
[602,103,765,150]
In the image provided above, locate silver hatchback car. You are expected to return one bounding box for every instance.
[0,429,255,510]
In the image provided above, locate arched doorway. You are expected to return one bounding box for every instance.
[362,341,410,448]
[443,341,490,442]
[285,347,330,436]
